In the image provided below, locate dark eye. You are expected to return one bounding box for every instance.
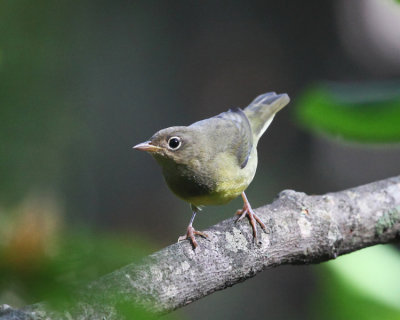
[167,136,181,150]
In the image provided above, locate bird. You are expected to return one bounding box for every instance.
[134,92,290,248]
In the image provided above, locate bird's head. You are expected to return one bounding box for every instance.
[133,126,203,167]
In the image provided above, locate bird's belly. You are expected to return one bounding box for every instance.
[162,150,257,207]
[189,152,257,207]
[163,167,249,207]
[186,181,247,207]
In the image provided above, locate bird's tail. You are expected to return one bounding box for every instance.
[244,92,290,142]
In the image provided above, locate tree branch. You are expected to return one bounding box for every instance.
[1,176,400,319]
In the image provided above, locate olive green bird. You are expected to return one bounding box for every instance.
[134,92,290,248]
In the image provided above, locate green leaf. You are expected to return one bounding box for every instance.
[327,245,400,310]
[295,82,400,143]
[313,245,400,320]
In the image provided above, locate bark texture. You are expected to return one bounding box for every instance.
[1,176,400,319]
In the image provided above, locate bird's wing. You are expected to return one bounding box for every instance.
[214,108,253,169]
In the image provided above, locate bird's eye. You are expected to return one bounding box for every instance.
[167,136,181,150]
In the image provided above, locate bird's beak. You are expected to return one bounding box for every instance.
[133,141,162,153]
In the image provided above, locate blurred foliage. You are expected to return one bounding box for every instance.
[0,1,88,205]
[296,82,400,143]
[313,245,400,320]
[0,196,181,319]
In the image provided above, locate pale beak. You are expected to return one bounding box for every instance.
[133,141,162,153]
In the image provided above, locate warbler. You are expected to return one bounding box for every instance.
[134,92,290,248]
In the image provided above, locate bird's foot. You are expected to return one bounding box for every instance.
[235,201,266,241]
[178,225,208,249]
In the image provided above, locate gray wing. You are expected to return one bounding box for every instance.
[215,108,253,169]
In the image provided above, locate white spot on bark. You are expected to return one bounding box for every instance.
[174,261,191,275]
[163,284,178,297]
[323,195,334,203]
[298,215,312,238]
[225,228,248,252]
[150,266,163,282]
[328,222,341,247]
[387,183,400,200]
[347,191,357,200]
[125,273,136,287]
[181,261,190,271]
[358,197,377,214]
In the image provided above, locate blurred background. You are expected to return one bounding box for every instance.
[1,0,400,319]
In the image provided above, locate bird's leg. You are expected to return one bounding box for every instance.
[178,210,208,249]
[235,192,266,240]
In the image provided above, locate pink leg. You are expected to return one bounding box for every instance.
[178,210,208,249]
[235,192,266,239]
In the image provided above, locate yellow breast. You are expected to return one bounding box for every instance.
[186,149,258,207]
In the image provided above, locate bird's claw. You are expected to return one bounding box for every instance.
[235,207,248,222]
[235,204,266,240]
[178,225,208,249]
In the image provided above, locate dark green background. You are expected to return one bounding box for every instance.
[1,0,400,319]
